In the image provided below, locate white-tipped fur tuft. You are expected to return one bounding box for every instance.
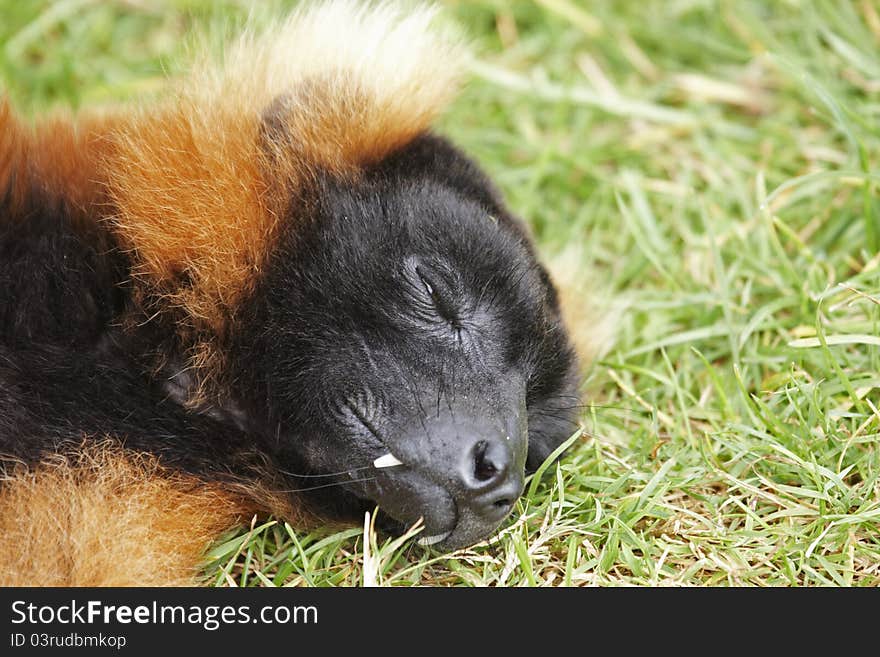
[197,0,469,170]
[223,1,465,109]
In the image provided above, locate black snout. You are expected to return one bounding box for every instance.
[369,391,529,549]
[460,436,522,521]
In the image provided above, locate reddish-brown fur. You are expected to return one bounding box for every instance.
[0,99,120,222]
[0,444,257,586]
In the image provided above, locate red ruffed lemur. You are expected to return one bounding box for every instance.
[0,1,585,585]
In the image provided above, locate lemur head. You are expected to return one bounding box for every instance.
[108,1,583,550]
[232,134,580,550]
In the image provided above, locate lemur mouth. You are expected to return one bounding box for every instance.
[371,448,520,551]
[372,451,457,546]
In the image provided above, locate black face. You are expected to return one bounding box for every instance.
[234,135,580,550]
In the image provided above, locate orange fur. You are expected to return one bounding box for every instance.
[0,98,120,222]
[0,100,24,205]
[108,100,278,334]
[0,443,265,587]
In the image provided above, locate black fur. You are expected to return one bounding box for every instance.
[0,187,125,349]
[0,187,277,486]
[0,133,579,551]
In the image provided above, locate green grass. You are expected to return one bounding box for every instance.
[3,0,879,586]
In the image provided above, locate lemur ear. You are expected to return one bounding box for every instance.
[259,93,293,155]
[256,85,359,186]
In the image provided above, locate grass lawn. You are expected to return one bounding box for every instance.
[2,0,879,587]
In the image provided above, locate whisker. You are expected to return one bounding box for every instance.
[529,410,582,424]
[276,464,375,479]
[536,402,658,417]
[528,426,604,443]
[275,475,379,494]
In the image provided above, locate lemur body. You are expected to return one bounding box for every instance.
[0,1,581,586]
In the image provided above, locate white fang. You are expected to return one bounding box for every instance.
[373,453,404,468]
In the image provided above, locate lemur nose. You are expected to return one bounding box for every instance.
[472,439,508,483]
[458,437,520,521]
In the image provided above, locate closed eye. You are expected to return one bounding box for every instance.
[415,266,440,305]
[415,265,460,327]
